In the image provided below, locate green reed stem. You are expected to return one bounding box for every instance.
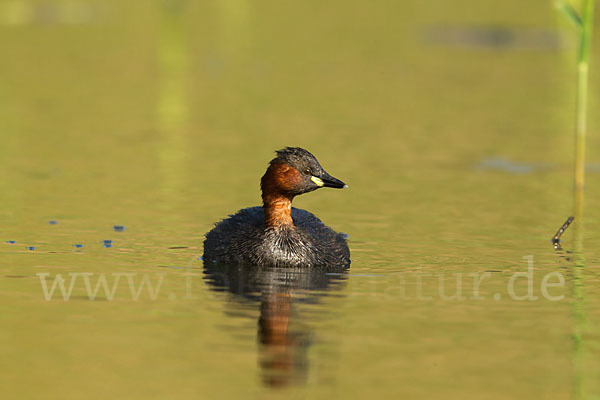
[574,0,595,193]
[575,2,594,398]
[557,2,595,398]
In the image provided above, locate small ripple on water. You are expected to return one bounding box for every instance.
[421,25,563,50]
[476,157,551,174]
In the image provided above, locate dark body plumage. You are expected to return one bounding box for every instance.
[203,147,350,269]
[203,206,350,268]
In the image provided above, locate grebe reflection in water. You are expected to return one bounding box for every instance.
[203,263,348,387]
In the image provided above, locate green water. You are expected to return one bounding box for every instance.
[1,0,600,398]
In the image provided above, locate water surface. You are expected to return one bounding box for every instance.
[1,0,600,399]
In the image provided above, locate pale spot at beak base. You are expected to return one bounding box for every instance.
[310,176,324,187]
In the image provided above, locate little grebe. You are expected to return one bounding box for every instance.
[203,147,350,268]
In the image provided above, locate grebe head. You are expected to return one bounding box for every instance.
[261,147,347,198]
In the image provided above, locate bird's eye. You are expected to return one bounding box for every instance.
[304,167,311,175]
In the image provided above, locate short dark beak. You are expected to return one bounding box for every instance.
[322,172,347,189]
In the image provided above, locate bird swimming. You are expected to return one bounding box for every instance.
[203,147,350,268]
